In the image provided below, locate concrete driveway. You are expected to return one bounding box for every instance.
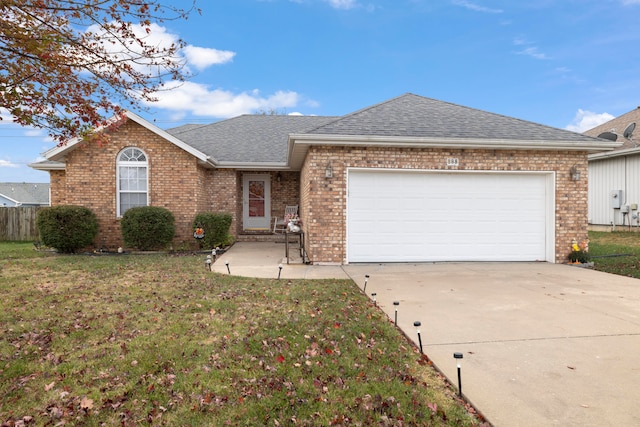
[212,243,640,426]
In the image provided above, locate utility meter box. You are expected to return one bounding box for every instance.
[621,205,630,213]
[611,190,623,209]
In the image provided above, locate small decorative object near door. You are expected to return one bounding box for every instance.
[285,213,302,232]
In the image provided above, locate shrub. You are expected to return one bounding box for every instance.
[192,212,233,249]
[121,206,175,251]
[36,205,99,253]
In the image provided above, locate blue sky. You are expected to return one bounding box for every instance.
[2,0,640,183]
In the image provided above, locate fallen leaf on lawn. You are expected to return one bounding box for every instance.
[45,381,55,391]
[80,396,94,410]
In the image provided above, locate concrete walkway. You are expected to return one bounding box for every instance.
[211,242,640,427]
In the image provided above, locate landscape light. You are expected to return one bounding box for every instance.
[454,352,464,397]
[414,321,423,354]
[393,301,399,326]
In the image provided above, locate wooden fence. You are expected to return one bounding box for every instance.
[0,207,42,241]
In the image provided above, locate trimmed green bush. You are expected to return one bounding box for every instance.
[121,206,175,251]
[192,212,233,249]
[36,205,99,253]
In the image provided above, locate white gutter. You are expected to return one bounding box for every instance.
[589,146,640,161]
[214,161,289,170]
[28,161,66,171]
[0,193,21,206]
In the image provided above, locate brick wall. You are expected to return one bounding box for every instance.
[210,169,239,235]
[49,120,238,251]
[270,171,300,226]
[49,170,67,205]
[301,146,589,264]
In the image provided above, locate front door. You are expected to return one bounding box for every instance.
[243,174,271,230]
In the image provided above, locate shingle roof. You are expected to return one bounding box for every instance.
[584,106,640,151]
[307,93,605,144]
[0,182,49,205]
[166,115,338,164]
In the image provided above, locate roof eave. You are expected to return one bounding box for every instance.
[0,193,21,205]
[288,134,622,169]
[28,161,66,171]
[215,161,289,170]
[589,146,640,161]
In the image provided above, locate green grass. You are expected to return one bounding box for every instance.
[589,231,640,278]
[0,241,52,259]
[0,243,483,426]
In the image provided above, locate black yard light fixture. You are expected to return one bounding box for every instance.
[204,255,212,271]
[393,301,399,326]
[454,352,464,397]
[371,292,377,307]
[278,263,283,280]
[212,248,217,262]
[363,274,369,293]
[414,321,423,354]
[225,261,230,275]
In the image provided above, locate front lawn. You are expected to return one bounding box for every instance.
[589,231,640,278]
[0,243,483,426]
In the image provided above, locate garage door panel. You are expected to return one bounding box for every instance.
[347,170,549,262]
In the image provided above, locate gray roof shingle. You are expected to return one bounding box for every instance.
[307,93,605,144]
[583,106,640,151]
[167,115,338,164]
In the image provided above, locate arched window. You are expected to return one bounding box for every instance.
[117,147,148,216]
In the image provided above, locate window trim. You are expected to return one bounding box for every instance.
[116,147,149,217]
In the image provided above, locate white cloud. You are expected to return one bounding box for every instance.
[145,81,301,118]
[182,45,235,71]
[451,0,503,13]
[325,0,358,10]
[565,109,614,133]
[516,46,549,59]
[85,22,234,75]
[0,159,19,168]
[0,108,15,123]
[513,39,549,60]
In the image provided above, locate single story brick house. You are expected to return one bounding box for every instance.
[31,93,618,263]
[583,107,640,227]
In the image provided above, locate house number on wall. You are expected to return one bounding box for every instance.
[446,158,459,166]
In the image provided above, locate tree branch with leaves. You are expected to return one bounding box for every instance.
[0,0,199,143]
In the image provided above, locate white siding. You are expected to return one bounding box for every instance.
[589,154,640,226]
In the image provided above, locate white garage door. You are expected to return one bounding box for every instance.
[347,170,552,263]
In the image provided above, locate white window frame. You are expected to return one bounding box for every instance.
[116,147,149,217]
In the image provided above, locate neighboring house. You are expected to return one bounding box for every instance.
[584,107,640,227]
[30,93,617,263]
[0,182,50,207]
